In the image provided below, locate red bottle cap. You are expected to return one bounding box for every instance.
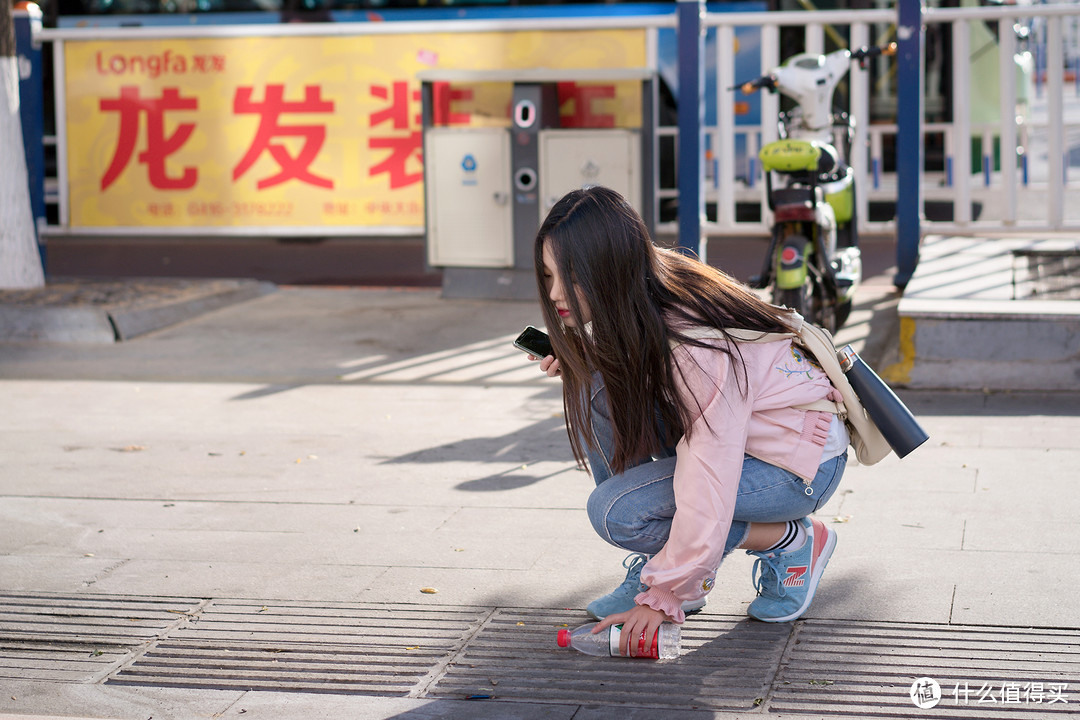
[556,629,571,647]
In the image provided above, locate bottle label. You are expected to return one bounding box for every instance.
[610,624,660,658]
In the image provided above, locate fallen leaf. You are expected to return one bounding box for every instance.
[420,587,438,594]
[516,622,525,626]
[832,514,852,523]
[114,445,145,453]
[406,645,420,650]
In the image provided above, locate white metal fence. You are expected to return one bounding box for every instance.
[684,3,1080,238]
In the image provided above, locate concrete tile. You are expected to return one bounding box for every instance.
[82,559,387,602]
[436,506,593,538]
[0,495,457,537]
[355,565,586,610]
[963,517,1080,554]
[949,551,1080,628]
[0,556,124,593]
[809,546,957,624]
[0,681,242,720]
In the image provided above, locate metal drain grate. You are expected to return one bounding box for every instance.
[0,592,203,683]
[769,619,1080,717]
[5,593,1080,716]
[426,608,790,710]
[107,599,491,696]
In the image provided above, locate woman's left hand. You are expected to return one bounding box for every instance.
[593,604,674,657]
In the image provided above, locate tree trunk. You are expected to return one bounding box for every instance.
[0,2,44,289]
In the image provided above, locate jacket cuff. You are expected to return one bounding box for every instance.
[635,587,686,624]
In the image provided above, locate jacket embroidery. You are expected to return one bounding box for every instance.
[775,345,821,379]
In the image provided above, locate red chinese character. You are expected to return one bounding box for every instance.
[368,81,424,189]
[557,82,616,128]
[368,132,422,190]
[99,86,198,191]
[431,81,472,125]
[233,84,336,190]
[370,81,420,129]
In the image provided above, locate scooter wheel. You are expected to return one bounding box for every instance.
[836,299,853,329]
[774,283,812,322]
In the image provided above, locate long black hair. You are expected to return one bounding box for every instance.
[534,186,793,474]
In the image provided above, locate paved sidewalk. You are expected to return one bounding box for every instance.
[1,278,1078,719]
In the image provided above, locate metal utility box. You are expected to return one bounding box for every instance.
[425,128,513,268]
[420,68,655,300]
[539,129,641,224]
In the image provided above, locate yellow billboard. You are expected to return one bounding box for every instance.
[63,29,647,230]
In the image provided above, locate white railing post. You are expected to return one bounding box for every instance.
[998,15,1019,225]
[760,23,781,229]
[952,19,972,225]
[760,23,781,146]
[805,23,825,56]
[871,129,884,190]
[716,23,737,229]
[850,22,871,234]
[1047,16,1065,228]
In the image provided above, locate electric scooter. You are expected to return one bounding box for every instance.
[739,43,895,332]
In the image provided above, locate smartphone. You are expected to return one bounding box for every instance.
[513,326,554,358]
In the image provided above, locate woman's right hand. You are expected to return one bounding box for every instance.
[529,354,561,378]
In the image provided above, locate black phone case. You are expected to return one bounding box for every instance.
[513,326,553,358]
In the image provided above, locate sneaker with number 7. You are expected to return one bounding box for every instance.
[746,517,836,623]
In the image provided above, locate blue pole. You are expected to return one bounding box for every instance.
[676,0,705,261]
[894,0,923,288]
[15,4,45,270]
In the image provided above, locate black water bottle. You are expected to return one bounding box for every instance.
[839,345,929,458]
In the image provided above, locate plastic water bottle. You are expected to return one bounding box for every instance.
[556,622,681,659]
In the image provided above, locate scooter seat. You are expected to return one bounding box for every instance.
[771,186,817,208]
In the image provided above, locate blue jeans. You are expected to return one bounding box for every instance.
[581,375,847,557]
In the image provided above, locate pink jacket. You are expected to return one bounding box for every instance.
[635,335,841,623]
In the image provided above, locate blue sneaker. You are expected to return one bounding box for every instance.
[587,553,707,620]
[746,517,836,623]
